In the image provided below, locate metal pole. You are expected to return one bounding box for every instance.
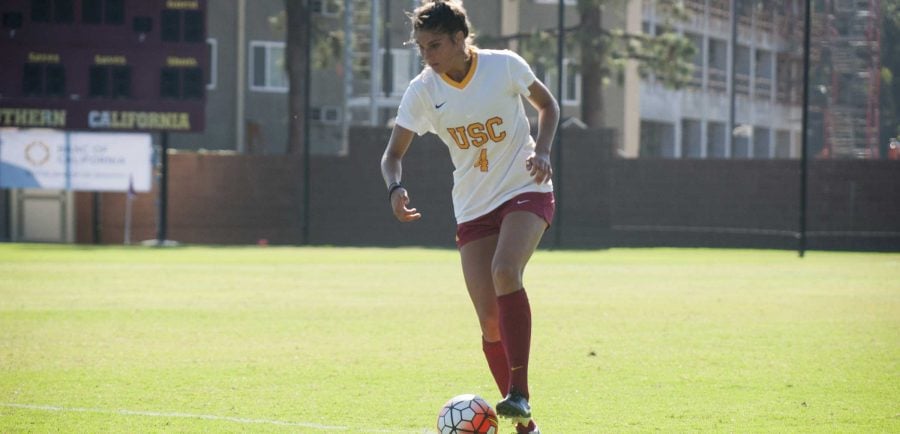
[799,0,812,257]
[124,191,132,245]
[93,192,101,243]
[341,0,353,152]
[236,0,246,153]
[302,0,312,245]
[554,0,564,248]
[156,132,169,244]
[727,0,737,158]
[383,0,393,97]
[370,0,380,125]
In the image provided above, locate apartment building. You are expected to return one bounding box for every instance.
[633,0,806,159]
[178,0,877,160]
[174,0,594,156]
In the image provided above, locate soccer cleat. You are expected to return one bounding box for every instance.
[516,419,541,434]
[496,390,531,422]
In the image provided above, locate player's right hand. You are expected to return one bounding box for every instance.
[390,188,422,222]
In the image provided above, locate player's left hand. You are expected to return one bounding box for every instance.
[525,152,552,184]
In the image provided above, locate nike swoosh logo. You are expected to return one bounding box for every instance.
[435,102,446,109]
[511,365,525,371]
[517,200,530,205]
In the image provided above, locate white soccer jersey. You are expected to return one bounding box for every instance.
[395,48,553,224]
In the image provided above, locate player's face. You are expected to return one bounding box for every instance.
[414,30,464,74]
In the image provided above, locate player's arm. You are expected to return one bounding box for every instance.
[381,124,422,222]
[524,79,559,184]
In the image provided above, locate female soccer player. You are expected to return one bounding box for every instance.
[380,1,558,432]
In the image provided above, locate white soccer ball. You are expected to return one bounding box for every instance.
[436,394,498,434]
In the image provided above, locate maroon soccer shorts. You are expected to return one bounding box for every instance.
[456,191,555,248]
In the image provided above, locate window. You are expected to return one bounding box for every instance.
[640,120,676,158]
[776,52,793,103]
[536,58,581,105]
[207,38,218,90]
[755,49,773,99]
[733,133,751,158]
[753,127,771,158]
[311,106,341,125]
[775,130,791,158]
[685,32,703,88]
[250,41,288,92]
[735,45,750,95]
[707,121,726,158]
[380,48,416,96]
[311,0,340,16]
[681,119,702,158]
[707,38,727,92]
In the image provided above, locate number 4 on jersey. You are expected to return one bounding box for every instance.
[474,149,488,172]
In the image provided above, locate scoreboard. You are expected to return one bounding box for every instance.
[0,0,209,132]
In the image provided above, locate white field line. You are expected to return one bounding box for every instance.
[1,403,424,433]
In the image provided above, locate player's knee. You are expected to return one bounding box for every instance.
[491,261,522,291]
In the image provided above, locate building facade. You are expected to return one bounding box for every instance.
[633,0,805,159]
[173,0,878,159]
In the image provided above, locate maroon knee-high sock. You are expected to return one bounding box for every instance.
[482,338,509,397]
[497,288,531,399]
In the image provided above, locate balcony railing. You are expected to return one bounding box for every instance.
[710,0,730,21]
[735,73,750,95]
[708,67,726,93]
[689,65,704,88]
[755,77,772,99]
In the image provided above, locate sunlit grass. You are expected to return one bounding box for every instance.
[1,244,898,432]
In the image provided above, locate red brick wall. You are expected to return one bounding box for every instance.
[74,127,900,251]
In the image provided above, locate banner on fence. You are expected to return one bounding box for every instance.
[0,129,152,192]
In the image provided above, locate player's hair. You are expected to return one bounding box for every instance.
[408,0,474,46]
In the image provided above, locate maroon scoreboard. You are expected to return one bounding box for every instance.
[0,0,209,132]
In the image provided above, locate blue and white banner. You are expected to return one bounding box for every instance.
[0,129,152,192]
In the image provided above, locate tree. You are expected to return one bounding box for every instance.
[482,0,695,129]
[276,1,343,155]
[284,0,311,155]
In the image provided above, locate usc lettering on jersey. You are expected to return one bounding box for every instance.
[395,49,553,224]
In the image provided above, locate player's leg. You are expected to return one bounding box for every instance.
[459,233,510,397]
[492,210,548,424]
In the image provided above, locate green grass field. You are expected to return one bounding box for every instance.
[0,244,898,433]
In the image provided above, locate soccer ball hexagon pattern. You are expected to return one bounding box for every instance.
[436,394,498,434]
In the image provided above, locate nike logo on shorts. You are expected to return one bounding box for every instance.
[435,101,446,109]
[517,200,530,205]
